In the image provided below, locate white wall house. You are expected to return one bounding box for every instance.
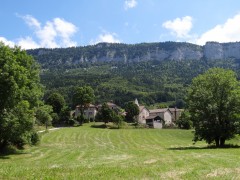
[135,99,150,124]
[137,106,150,124]
[149,108,173,125]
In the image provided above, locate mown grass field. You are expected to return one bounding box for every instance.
[1,123,240,179]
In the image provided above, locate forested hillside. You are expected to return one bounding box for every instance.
[39,59,239,108]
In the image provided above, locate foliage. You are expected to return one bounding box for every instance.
[35,105,53,130]
[45,92,65,114]
[176,110,192,129]
[59,107,71,124]
[0,43,42,150]
[112,114,125,129]
[51,113,59,125]
[187,68,240,147]
[95,103,113,124]
[125,102,140,122]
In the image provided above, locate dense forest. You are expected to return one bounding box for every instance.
[38,59,239,108]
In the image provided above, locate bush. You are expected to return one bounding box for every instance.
[31,132,40,145]
[68,119,78,126]
[163,123,177,129]
[176,111,192,129]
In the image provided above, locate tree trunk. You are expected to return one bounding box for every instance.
[220,137,225,147]
[215,137,220,147]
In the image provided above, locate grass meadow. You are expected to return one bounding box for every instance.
[0,123,240,179]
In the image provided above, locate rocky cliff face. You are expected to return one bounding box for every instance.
[204,42,240,60]
[27,41,240,67]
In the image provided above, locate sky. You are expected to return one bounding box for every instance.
[1,0,240,49]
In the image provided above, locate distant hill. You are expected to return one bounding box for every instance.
[27,41,240,69]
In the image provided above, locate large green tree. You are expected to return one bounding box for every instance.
[72,86,95,124]
[125,102,140,122]
[35,105,53,130]
[45,92,65,114]
[0,43,42,149]
[96,103,112,124]
[187,68,240,147]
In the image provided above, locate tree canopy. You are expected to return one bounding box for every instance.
[125,102,140,122]
[187,68,240,147]
[0,43,42,149]
[45,92,65,114]
[72,86,95,124]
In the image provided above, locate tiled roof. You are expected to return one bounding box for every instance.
[149,108,168,113]
[139,106,149,112]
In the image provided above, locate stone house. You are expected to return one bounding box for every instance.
[134,99,184,128]
[74,102,120,120]
[134,99,150,124]
[75,104,98,120]
[149,108,173,125]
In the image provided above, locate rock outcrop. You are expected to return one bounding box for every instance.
[204,42,240,60]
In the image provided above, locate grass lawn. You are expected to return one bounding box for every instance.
[0,123,240,179]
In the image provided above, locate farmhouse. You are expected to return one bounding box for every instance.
[149,108,173,125]
[74,102,120,120]
[75,104,98,120]
[134,99,183,128]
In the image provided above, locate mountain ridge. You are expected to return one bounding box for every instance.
[27,41,240,68]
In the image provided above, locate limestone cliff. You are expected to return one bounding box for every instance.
[204,42,240,60]
[27,41,240,68]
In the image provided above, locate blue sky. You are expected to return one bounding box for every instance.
[1,0,240,49]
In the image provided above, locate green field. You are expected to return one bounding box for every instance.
[1,123,240,179]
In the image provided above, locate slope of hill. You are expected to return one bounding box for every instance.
[40,59,239,107]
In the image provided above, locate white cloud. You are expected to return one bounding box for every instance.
[16,15,78,49]
[162,16,193,38]
[196,13,240,45]
[36,21,58,48]
[20,14,41,29]
[91,32,121,44]
[53,18,78,47]
[17,36,40,49]
[124,0,137,10]
[0,37,15,47]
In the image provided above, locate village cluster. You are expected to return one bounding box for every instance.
[75,99,183,128]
